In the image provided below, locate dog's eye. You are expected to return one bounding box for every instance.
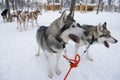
[72,25,75,28]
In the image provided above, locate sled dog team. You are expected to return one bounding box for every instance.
[16,8,42,31]
[35,11,118,78]
[1,8,42,32]
[1,9,118,78]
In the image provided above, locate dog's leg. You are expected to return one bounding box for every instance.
[45,52,53,78]
[32,19,34,28]
[35,45,40,57]
[17,21,20,29]
[17,17,19,29]
[27,19,28,28]
[5,15,8,22]
[36,19,38,27]
[23,22,25,31]
[86,48,93,61]
[64,47,67,54]
[23,21,26,31]
[19,22,22,32]
[3,16,5,22]
[55,54,61,75]
[74,43,79,54]
[17,22,18,29]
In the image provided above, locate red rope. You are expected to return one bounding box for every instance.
[63,54,80,80]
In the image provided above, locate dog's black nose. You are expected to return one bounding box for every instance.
[115,39,118,43]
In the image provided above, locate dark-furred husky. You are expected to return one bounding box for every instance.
[1,9,8,22]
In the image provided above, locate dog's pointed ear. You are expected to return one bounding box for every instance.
[77,23,81,28]
[67,11,74,19]
[97,23,103,31]
[71,11,74,18]
[67,12,75,23]
[62,11,66,15]
[61,11,67,23]
[102,22,107,29]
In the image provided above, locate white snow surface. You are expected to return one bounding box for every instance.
[0,11,120,80]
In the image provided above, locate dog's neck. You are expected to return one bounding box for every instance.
[82,34,98,46]
[20,13,26,21]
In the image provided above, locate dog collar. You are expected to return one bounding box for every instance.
[55,36,66,47]
[55,36,63,43]
[90,35,98,44]
[49,48,57,53]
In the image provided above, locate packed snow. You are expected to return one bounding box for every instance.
[0,11,120,80]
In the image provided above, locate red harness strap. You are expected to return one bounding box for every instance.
[63,54,80,80]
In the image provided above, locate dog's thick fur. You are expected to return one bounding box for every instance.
[1,9,8,22]
[27,9,42,28]
[74,22,118,61]
[17,11,27,32]
[35,11,84,78]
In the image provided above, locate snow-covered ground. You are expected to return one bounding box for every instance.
[0,11,120,80]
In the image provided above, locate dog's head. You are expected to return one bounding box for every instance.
[60,12,85,43]
[60,22,84,43]
[36,8,42,15]
[97,22,118,48]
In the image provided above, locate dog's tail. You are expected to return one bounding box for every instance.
[36,26,48,44]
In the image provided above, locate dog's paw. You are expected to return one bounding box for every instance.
[87,57,94,61]
[86,53,94,61]
[48,72,53,79]
[35,53,39,57]
[56,69,61,75]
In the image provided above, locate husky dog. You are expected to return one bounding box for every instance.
[12,10,22,18]
[17,11,27,32]
[35,11,84,78]
[1,9,8,22]
[27,8,42,28]
[74,22,118,61]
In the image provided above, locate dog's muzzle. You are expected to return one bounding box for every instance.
[69,34,80,43]
[104,39,118,48]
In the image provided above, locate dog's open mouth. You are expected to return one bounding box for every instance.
[69,34,80,43]
[104,41,109,48]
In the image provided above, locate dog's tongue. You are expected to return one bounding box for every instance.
[104,41,109,48]
[69,34,80,43]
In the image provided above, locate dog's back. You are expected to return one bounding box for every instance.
[81,25,96,31]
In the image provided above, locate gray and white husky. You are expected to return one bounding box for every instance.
[74,22,118,61]
[35,11,84,78]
